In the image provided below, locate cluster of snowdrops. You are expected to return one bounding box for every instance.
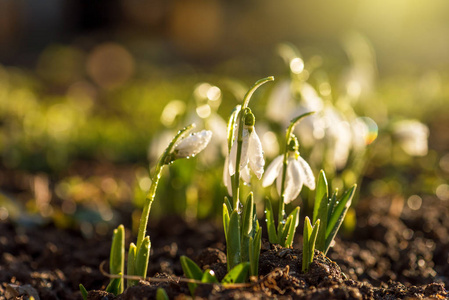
[79,77,357,299]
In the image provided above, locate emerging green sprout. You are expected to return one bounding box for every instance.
[262,112,315,247]
[180,255,250,297]
[302,170,356,271]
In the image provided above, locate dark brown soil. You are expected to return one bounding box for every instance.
[1,191,448,299]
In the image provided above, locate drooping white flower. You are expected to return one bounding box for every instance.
[173,130,212,159]
[223,155,233,196]
[262,153,315,204]
[228,125,265,181]
[393,120,429,156]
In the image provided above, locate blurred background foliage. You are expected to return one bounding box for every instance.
[1,0,449,237]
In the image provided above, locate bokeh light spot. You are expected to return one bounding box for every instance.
[86,43,135,90]
[436,184,449,201]
[407,195,422,210]
[290,57,304,74]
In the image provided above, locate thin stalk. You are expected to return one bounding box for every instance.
[278,112,315,226]
[136,124,194,251]
[232,109,247,209]
[230,76,274,210]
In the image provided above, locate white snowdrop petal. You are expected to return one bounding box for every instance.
[228,142,237,176]
[239,129,250,169]
[283,159,303,204]
[297,156,316,190]
[226,175,233,196]
[248,130,265,179]
[276,170,283,200]
[262,155,284,187]
[223,156,233,196]
[241,165,252,184]
[174,130,212,158]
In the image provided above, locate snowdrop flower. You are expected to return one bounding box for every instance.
[228,114,265,181]
[262,138,315,204]
[393,120,429,156]
[172,130,212,160]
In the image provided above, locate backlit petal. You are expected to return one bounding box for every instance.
[262,155,283,187]
[228,141,237,176]
[223,155,233,196]
[297,156,315,190]
[248,130,265,179]
[174,130,212,159]
[241,165,251,184]
[239,128,250,169]
[283,159,303,204]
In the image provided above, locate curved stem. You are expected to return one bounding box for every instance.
[136,124,195,251]
[242,76,274,109]
[278,112,315,224]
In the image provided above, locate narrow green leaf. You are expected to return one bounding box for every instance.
[105,276,122,296]
[110,225,125,274]
[241,193,254,237]
[309,219,320,257]
[240,193,254,263]
[106,225,124,295]
[79,284,88,300]
[324,185,356,255]
[252,202,258,236]
[201,269,219,284]
[156,288,169,300]
[224,197,233,216]
[327,189,338,224]
[127,243,137,288]
[180,256,203,280]
[302,217,312,272]
[135,236,151,279]
[315,194,328,252]
[223,203,230,242]
[180,255,203,296]
[222,262,251,285]
[303,218,320,272]
[279,215,293,247]
[284,206,300,247]
[313,170,328,223]
[264,198,279,244]
[326,185,356,238]
[227,210,241,270]
[249,227,262,277]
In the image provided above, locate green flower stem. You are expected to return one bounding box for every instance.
[136,124,195,251]
[231,77,274,209]
[232,108,247,209]
[242,76,274,108]
[278,112,315,226]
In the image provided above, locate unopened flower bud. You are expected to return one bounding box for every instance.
[173,130,212,160]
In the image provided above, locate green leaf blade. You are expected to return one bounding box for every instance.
[326,185,356,238]
[127,243,137,288]
[201,269,219,284]
[135,236,151,279]
[227,210,241,270]
[180,255,204,296]
[156,288,169,300]
[313,170,328,223]
[264,198,279,244]
[284,207,300,247]
[222,262,251,285]
[324,185,356,255]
